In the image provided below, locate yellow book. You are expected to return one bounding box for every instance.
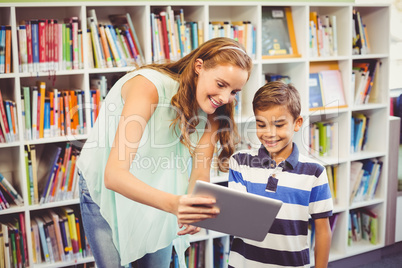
[37,81,46,139]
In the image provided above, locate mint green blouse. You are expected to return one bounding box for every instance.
[76,69,206,267]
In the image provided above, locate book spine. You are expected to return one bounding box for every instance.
[18,25,28,73]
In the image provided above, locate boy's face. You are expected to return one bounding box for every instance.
[255,105,303,163]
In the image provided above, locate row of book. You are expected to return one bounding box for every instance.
[353,59,380,106]
[20,82,102,141]
[349,158,382,204]
[31,207,92,265]
[209,21,256,59]
[0,25,12,74]
[0,90,19,143]
[0,172,24,209]
[348,208,378,246]
[87,10,144,69]
[351,113,370,153]
[309,121,339,158]
[0,213,29,268]
[309,12,338,58]
[17,17,84,74]
[25,143,80,206]
[352,9,371,55]
[170,240,206,268]
[151,8,201,62]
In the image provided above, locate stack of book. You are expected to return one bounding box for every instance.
[0,90,18,143]
[209,21,256,59]
[0,213,29,268]
[87,9,144,69]
[31,208,92,265]
[352,9,371,55]
[17,17,83,73]
[151,7,202,62]
[25,143,80,206]
[351,113,370,153]
[309,121,339,158]
[309,12,338,57]
[353,59,380,105]
[0,172,24,209]
[349,159,382,204]
[348,208,378,246]
[21,81,89,141]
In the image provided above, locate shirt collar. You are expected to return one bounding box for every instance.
[257,143,299,170]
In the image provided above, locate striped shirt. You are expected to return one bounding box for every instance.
[228,143,333,268]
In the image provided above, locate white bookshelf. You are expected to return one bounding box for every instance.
[0,1,390,268]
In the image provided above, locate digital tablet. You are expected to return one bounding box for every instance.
[191,180,283,241]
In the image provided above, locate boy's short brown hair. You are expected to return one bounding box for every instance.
[252,81,301,120]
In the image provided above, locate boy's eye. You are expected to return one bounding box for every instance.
[231,90,238,95]
[217,82,225,88]
[257,124,266,128]
[275,124,284,128]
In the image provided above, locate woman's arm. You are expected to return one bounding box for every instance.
[187,113,220,193]
[314,217,332,268]
[104,75,218,223]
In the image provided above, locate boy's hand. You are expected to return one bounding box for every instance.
[173,194,219,225]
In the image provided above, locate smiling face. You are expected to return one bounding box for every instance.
[194,59,249,115]
[255,105,303,163]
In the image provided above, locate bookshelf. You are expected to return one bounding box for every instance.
[0,1,390,268]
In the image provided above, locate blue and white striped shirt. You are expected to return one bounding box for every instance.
[228,143,333,268]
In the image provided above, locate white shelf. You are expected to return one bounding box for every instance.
[0,1,390,268]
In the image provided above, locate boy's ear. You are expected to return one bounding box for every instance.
[294,116,303,132]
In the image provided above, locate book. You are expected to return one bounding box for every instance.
[309,69,347,110]
[35,217,51,263]
[31,219,42,263]
[37,144,62,204]
[4,26,11,73]
[309,72,324,109]
[261,6,299,58]
[0,173,23,206]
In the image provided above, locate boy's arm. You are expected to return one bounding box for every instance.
[314,217,332,268]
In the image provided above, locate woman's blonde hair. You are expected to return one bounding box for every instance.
[138,37,253,171]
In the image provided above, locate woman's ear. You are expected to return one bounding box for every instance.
[194,58,203,75]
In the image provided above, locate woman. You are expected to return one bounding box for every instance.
[77,37,253,267]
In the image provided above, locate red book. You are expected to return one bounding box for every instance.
[159,12,170,60]
[38,19,47,72]
[53,20,59,70]
[0,90,11,142]
[19,213,29,266]
[47,19,54,71]
[25,20,33,72]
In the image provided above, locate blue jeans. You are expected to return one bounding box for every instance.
[79,174,172,268]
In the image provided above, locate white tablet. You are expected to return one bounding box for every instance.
[191,180,283,241]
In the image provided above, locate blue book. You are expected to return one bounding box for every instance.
[31,20,39,72]
[309,73,324,109]
[36,217,51,263]
[44,99,50,138]
[4,100,13,141]
[0,25,5,73]
[39,145,61,204]
[191,22,198,49]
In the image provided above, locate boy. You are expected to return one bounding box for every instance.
[228,81,333,268]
